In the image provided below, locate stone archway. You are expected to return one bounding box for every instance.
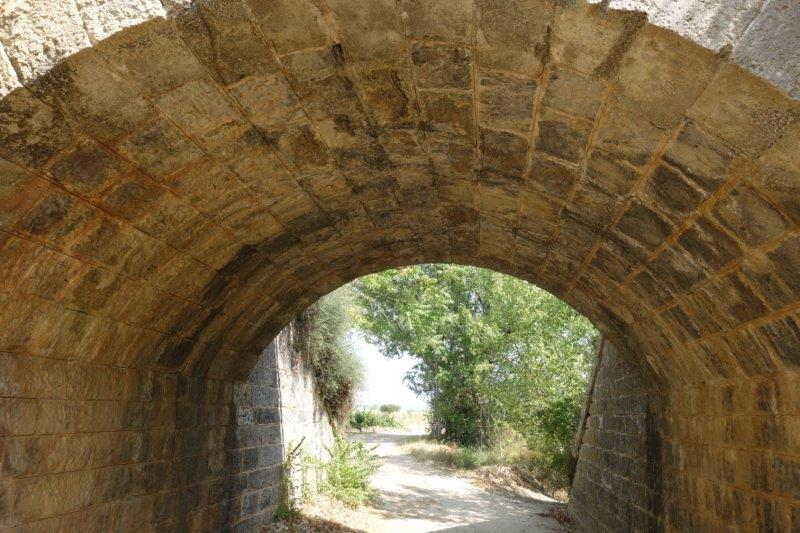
[0,0,799,531]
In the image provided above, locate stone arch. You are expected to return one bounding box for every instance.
[1,0,799,531]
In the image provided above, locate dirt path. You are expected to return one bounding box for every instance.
[276,432,568,533]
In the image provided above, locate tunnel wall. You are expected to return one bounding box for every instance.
[0,324,335,531]
[570,340,665,531]
[1,0,800,531]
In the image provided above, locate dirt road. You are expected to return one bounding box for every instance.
[280,432,569,533]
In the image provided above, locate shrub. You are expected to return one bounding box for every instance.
[349,409,400,431]
[295,288,363,423]
[316,434,380,507]
[379,404,401,413]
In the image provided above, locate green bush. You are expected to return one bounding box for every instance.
[349,409,400,431]
[379,404,401,413]
[316,434,380,507]
[295,288,363,423]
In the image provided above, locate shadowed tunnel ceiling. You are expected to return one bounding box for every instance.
[1,0,800,530]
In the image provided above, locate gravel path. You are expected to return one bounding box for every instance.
[270,432,568,533]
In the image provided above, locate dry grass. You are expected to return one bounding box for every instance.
[401,432,571,502]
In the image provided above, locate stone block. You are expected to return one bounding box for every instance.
[526,155,577,199]
[678,217,742,270]
[246,0,329,55]
[552,4,645,76]
[326,0,405,64]
[688,63,800,156]
[766,235,800,290]
[400,0,474,43]
[46,138,132,198]
[641,163,705,223]
[0,157,40,231]
[176,0,279,86]
[118,117,203,179]
[0,0,90,83]
[740,254,797,311]
[412,43,471,90]
[616,24,719,128]
[480,127,529,177]
[535,108,591,164]
[478,71,536,134]
[586,149,639,197]
[712,183,788,247]
[44,49,157,146]
[753,122,800,224]
[595,97,667,167]
[75,0,166,43]
[419,92,474,137]
[156,81,238,138]
[542,69,605,121]
[616,200,673,251]
[475,0,552,76]
[96,19,208,96]
[758,315,800,368]
[0,88,75,169]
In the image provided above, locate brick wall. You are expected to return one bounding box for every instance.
[570,340,665,532]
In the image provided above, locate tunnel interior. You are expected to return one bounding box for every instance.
[1,0,799,531]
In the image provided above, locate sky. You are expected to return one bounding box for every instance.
[351,333,428,410]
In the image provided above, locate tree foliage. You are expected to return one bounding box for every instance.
[353,264,598,460]
[295,287,363,423]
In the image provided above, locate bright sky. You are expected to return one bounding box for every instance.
[351,332,428,410]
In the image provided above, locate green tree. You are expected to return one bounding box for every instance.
[296,287,364,423]
[353,264,597,455]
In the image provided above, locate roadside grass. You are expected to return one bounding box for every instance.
[402,427,571,500]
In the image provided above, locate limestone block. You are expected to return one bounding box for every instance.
[478,71,536,135]
[480,127,529,176]
[32,48,155,144]
[753,122,800,223]
[0,87,75,169]
[662,121,735,193]
[594,0,766,52]
[712,183,788,247]
[733,0,800,97]
[535,108,592,164]
[400,0,474,43]
[0,0,91,83]
[246,0,329,55]
[527,155,578,199]
[176,0,279,87]
[615,24,719,128]
[0,42,19,97]
[45,137,132,198]
[326,0,405,65]
[640,164,705,224]
[552,4,645,77]
[0,156,40,231]
[117,117,203,178]
[616,200,673,251]
[96,19,208,96]
[475,0,552,76]
[585,149,638,197]
[594,98,666,167]
[678,216,742,270]
[74,0,166,43]
[688,63,800,156]
[412,43,471,90]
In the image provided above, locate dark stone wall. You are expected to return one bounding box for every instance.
[0,343,283,531]
[569,340,665,532]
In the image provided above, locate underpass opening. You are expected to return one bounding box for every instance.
[0,0,799,531]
